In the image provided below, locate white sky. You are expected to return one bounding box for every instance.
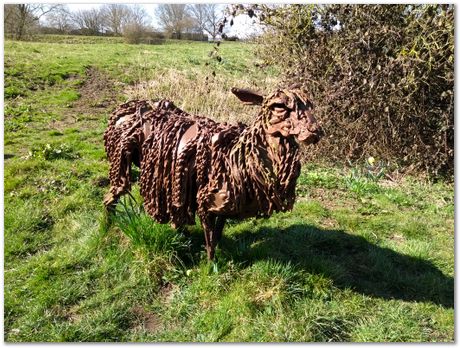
[64,3,262,38]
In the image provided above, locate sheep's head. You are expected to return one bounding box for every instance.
[231,86,323,145]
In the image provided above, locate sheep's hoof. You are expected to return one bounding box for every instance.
[103,193,117,212]
[104,192,115,206]
[103,192,114,205]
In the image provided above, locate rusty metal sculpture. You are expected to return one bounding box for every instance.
[104,86,323,260]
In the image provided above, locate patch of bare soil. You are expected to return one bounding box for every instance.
[389,233,406,244]
[75,66,118,111]
[49,304,82,324]
[321,217,339,229]
[158,282,178,304]
[92,176,110,188]
[50,66,119,131]
[129,283,180,335]
[131,305,162,334]
[298,187,358,211]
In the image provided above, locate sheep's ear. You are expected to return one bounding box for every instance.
[231,87,263,105]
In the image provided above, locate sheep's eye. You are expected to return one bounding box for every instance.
[272,103,285,109]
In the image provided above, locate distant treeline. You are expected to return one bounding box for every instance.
[4,4,238,43]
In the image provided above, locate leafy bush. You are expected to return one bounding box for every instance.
[252,4,454,177]
[122,23,146,44]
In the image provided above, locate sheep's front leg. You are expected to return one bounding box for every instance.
[215,216,226,244]
[200,214,226,260]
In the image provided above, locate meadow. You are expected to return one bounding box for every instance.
[4,36,454,342]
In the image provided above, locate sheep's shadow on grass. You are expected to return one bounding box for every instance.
[219,223,454,309]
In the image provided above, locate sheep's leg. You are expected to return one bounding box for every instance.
[104,152,132,211]
[200,214,218,260]
[204,222,216,261]
[200,215,226,260]
[215,216,226,244]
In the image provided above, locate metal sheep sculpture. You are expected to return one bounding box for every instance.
[104,85,324,260]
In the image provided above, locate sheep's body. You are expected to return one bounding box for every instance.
[104,87,322,259]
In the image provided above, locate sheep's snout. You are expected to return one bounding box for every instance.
[297,113,324,144]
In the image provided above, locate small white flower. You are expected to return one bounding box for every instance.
[367,156,375,166]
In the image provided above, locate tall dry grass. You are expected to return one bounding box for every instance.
[123,68,279,125]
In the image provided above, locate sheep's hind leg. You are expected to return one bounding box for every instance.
[104,153,133,212]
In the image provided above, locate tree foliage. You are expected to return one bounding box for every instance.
[250,4,453,177]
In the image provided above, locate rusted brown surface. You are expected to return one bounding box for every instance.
[104,86,323,260]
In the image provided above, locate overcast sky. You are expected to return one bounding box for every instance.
[64,3,262,38]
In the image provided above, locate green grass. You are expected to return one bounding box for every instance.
[28,34,127,44]
[4,36,454,342]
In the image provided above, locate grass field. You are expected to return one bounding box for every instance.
[3,37,454,342]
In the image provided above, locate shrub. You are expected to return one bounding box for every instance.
[223,35,238,41]
[142,31,166,45]
[123,23,146,44]
[252,4,454,177]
